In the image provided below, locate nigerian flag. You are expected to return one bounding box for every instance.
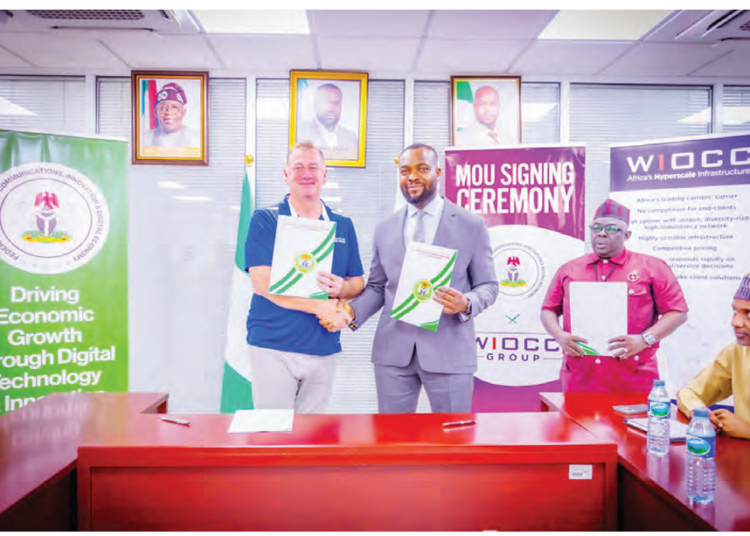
[220,167,255,412]
[454,80,475,134]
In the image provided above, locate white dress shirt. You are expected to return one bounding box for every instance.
[314,117,342,147]
[404,194,444,246]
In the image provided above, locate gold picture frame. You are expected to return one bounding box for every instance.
[131,70,209,166]
[290,70,368,168]
[450,75,522,148]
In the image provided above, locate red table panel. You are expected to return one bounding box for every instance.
[77,412,618,531]
[541,391,750,531]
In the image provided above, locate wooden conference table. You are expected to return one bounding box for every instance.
[541,391,750,531]
[0,392,167,531]
[0,392,618,531]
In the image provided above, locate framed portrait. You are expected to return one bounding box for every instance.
[450,76,522,148]
[131,70,208,166]
[290,70,368,168]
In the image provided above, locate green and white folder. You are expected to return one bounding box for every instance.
[390,242,457,332]
[269,216,336,299]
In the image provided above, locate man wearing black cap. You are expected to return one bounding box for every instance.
[677,273,750,439]
[149,82,200,148]
[540,199,689,392]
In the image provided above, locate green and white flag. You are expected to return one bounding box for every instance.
[269,216,335,300]
[0,129,128,414]
[220,167,255,413]
[454,80,475,134]
[391,242,457,332]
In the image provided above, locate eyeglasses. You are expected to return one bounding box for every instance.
[589,223,624,235]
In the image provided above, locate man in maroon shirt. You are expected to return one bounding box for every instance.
[540,199,688,393]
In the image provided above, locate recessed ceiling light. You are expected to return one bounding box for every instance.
[539,10,673,41]
[192,10,309,35]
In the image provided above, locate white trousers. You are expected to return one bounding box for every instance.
[248,345,337,414]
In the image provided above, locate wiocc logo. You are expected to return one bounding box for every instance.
[493,242,545,298]
[0,163,110,274]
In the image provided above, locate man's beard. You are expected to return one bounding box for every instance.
[401,182,436,206]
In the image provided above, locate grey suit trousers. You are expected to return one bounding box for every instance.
[374,345,474,413]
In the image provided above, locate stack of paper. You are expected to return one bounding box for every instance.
[569,281,627,356]
[228,409,295,433]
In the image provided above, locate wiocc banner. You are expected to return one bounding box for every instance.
[610,133,750,399]
[0,130,128,414]
[444,145,586,411]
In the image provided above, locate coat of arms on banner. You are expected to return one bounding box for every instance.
[0,162,110,274]
[495,242,544,298]
[21,191,71,243]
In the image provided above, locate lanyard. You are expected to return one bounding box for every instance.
[288,198,329,221]
[594,260,618,282]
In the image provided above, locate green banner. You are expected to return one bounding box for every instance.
[0,130,128,414]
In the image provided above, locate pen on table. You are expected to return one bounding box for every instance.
[442,419,476,429]
[161,416,191,427]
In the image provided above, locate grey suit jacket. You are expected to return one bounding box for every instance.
[351,199,499,374]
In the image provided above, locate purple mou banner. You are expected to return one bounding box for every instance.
[445,145,586,412]
[611,134,750,192]
[610,133,750,399]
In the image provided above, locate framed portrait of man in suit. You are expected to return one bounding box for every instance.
[450,76,522,149]
[290,70,368,168]
[131,70,209,166]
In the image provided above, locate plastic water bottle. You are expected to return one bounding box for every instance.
[686,407,716,503]
[647,379,671,456]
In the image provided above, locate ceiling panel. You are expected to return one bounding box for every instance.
[691,49,750,77]
[428,10,557,40]
[101,34,221,70]
[643,10,711,42]
[206,35,316,71]
[318,37,420,73]
[601,42,726,77]
[310,10,429,38]
[0,32,125,69]
[417,38,528,74]
[513,41,632,76]
[0,45,32,68]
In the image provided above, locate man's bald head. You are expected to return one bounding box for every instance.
[473,86,500,129]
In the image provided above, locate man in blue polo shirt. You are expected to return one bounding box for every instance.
[244,141,364,413]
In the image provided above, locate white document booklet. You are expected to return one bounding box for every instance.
[569,281,627,357]
[390,242,457,332]
[228,409,294,433]
[268,215,336,299]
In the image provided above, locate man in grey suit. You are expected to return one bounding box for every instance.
[329,143,498,413]
[296,83,359,161]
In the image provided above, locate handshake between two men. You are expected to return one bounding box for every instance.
[314,270,472,333]
[315,271,354,333]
